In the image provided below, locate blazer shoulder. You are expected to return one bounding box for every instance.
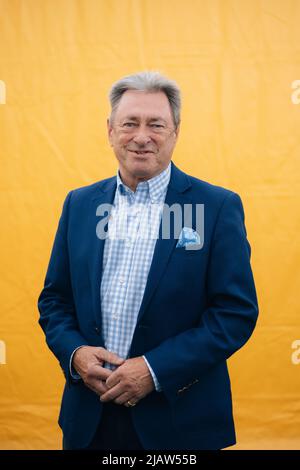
[184,173,245,233]
[67,176,116,203]
[186,173,237,205]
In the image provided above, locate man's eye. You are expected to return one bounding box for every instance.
[123,122,136,127]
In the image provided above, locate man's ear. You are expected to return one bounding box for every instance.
[107,118,113,146]
[174,123,180,140]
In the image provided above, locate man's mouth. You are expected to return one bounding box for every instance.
[128,150,153,155]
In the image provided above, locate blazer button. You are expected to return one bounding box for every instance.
[94,326,100,334]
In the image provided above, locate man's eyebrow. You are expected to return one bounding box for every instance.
[122,116,139,121]
[148,117,167,123]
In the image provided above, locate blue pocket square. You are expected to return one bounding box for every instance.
[176,227,201,249]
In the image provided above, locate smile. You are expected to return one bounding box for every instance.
[129,150,153,155]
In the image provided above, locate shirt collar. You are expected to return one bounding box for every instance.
[116,162,171,202]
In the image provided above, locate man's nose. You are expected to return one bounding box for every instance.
[132,126,152,145]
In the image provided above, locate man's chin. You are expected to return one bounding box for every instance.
[128,161,156,178]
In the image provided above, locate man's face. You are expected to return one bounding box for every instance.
[108,90,179,181]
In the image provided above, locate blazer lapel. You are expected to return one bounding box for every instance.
[136,163,192,325]
[88,178,116,332]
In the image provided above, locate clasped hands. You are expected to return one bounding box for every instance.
[72,346,155,407]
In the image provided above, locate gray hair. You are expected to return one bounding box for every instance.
[109,71,181,128]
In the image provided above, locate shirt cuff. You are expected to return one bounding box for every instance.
[69,345,87,380]
[143,355,162,392]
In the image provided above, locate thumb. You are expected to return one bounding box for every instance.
[97,348,125,366]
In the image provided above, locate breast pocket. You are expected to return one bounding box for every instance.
[172,245,204,257]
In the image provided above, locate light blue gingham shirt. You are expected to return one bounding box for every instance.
[71,162,171,392]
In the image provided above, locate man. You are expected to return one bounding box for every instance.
[38,71,258,450]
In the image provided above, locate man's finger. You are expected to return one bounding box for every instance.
[96,348,125,366]
[91,363,113,381]
[87,379,110,396]
[105,368,121,389]
[100,382,124,402]
[114,392,136,406]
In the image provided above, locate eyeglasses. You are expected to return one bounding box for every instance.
[116,122,175,136]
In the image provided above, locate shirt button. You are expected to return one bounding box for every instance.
[119,277,125,284]
[112,314,118,320]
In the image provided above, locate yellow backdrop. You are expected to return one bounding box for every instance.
[1,0,300,450]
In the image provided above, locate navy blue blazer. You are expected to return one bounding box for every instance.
[38,162,258,450]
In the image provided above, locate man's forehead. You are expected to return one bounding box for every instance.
[116,90,172,117]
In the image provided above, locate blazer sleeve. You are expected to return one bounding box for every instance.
[38,191,88,382]
[144,192,259,404]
